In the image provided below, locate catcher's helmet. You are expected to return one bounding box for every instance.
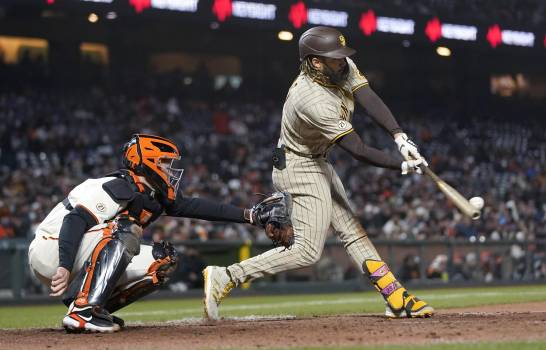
[122,134,183,202]
[298,26,356,61]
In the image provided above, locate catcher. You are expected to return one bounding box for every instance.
[28,133,288,333]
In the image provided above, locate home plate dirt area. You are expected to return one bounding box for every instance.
[3,301,546,349]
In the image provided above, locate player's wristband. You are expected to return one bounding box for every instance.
[244,208,254,224]
[390,128,403,136]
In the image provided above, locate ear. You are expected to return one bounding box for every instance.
[311,57,322,69]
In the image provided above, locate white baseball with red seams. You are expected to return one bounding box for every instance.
[469,196,485,210]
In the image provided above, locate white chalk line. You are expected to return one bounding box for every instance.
[0,315,297,331]
[128,314,297,327]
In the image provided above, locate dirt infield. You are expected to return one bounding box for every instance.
[2,301,546,349]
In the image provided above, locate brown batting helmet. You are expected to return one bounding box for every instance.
[298,26,356,61]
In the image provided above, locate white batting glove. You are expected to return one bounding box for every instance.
[394,133,428,166]
[401,158,425,175]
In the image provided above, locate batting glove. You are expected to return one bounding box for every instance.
[401,158,425,175]
[394,133,428,166]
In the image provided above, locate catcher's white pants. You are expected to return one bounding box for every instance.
[28,226,155,291]
[227,154,381,285]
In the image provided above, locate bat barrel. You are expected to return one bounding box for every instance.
[422,166,481,221]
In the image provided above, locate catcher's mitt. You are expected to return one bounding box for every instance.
[251,191,294,249]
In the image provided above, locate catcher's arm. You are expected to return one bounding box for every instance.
[248,192,295,249]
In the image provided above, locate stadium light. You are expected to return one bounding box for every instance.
[88,13,99,23]
[436,46,451,57]
[278,30,293,41]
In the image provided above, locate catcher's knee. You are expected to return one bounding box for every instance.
[149,240,179,282]
[113,215,143,256]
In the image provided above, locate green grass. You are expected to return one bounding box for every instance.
[1,284,546,329]
[291,342,546,350]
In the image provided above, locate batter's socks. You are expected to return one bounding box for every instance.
[363,259,433,318]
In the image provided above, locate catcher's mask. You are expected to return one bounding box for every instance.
[122,134,183,202]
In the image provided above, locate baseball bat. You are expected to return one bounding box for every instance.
[421,166,481,220]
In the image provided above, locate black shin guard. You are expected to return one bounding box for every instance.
[105,241,178,313]
[67,216,142,307]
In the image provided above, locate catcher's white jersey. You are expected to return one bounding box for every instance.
[227,58,382,284]
[29,176,153,288]
[36,177,123,239]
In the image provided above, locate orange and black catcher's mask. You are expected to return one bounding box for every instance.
[122,134,183,202]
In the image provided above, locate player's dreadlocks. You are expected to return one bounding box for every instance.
[300,56,332,85]
[300,56,350,86]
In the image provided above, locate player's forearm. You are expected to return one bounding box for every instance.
[58,208,96,271]
[337,131,401,170]
[354,86,402,136]
[168,196,247,223]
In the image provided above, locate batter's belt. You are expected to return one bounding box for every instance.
[284,146,326,159]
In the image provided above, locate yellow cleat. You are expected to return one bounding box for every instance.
[203,266,235,320]
[384,291,434,318]
[364,259,434,318]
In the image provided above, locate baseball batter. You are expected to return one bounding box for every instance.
[204,26,433,320]
[28,134,278,333]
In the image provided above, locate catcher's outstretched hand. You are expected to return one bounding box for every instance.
[251,191,294,249]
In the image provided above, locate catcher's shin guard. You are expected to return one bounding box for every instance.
[66,216,142,308]
[364,259,433,318]
[105,241,178,313]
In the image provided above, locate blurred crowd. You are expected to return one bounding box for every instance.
[2,56,546,289]
[1,85,546,248]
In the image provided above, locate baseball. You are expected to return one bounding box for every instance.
[469,196,484,210]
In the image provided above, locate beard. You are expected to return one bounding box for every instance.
[322,60,349,85]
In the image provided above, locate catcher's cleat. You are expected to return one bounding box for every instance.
[364,259,434,318]
[384,291,434,318]
[112,315,125,328]
[62,303,120,333]
[203,266,235,320]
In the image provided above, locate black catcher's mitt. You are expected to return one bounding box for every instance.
[251,191,294,249]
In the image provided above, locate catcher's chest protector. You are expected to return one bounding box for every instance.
[102,171,165,227]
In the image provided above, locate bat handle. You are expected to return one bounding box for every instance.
[419,165,440,183]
